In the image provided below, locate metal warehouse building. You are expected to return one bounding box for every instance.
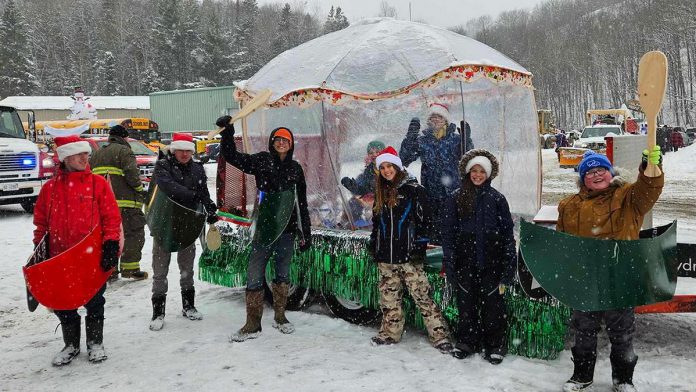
[149,86,239,139]
[0,96,150,122]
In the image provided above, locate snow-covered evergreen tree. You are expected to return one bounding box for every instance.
[226,0,259,81]
[93,51,122,95]
[140,63,163,94]
[151,0,181,89]
[324,5,349,34]
[271,3,294,56]
[0,0,39,96]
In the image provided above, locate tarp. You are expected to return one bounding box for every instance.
[249,190,295,247]
[145,185,206,252]
[23,226,111,310]
[520,220,678,311]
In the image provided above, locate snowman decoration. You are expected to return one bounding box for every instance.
[67,87,98,120]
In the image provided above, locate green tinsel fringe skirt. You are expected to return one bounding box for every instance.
[199,228,571,360]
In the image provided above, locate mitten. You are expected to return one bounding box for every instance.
[101,240,120,272]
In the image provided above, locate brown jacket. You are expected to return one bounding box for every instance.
[557,167,664,240]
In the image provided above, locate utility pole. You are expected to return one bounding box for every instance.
[409,2,412,21]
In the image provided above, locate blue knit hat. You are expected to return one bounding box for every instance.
[578,151,614,180]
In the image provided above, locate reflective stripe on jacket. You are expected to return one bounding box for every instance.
[89,136,144,208]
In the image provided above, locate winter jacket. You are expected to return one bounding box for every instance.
[399,120,474,202]
[220,125,311,243]
[557,166,664,241]
[369,175,432,264]
[153,154,216,215]
[33,166,122,258]
[89,135,144,209]
[441,149,516,285]
[342,162,377,195]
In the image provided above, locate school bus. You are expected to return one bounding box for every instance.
[29,118,164,152]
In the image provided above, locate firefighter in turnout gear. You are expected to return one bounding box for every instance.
[90,125,148,280]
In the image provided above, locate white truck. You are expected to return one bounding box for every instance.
[0,105,52,212]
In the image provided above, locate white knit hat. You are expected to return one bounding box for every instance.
[54,135,91,162]
[428,102,450,122]
[465,155,492,178]
[375,146,403,170]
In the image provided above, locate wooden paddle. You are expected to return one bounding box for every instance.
[206,224,222,251]
[637,51,668,177]
[207,89,272,140]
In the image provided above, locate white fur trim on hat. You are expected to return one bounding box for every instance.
[429,103,450,122]
[56,141,91,162]
[465,155,492,177]
[376,153,403,170]
[169,140,195,152]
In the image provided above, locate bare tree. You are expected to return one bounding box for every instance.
[377,1,397,18]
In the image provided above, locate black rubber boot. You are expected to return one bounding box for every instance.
[85,316,107,363]
[562,348,597,391]
[52,319,81,366]
[181,288,202,320]
[611,354,638,391]
[149,294,166,331]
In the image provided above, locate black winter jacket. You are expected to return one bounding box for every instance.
[220,125,311,243]
[370,176,432,264]
[441,182,516,285]
[153,154,216,215]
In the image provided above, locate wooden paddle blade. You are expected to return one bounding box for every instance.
[206,224,222,251]
[207,89,272,139]
[637,51,668,116]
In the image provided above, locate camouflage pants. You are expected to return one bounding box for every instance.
[119,207,146,271]
[377,262,449,345]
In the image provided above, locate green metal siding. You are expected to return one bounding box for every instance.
[149,86,239,134]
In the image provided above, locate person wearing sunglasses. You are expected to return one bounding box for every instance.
[557,148,663,392]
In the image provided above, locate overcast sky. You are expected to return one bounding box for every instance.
[258,0,547,29]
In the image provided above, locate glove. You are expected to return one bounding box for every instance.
[642,145,662,166]
[207,213,219,224]
[298,238,312,253]
[407,117,420,136]
[340,177,353,189]
[215,116,235,136]
[101,240,120,272]
[215,115,232,128]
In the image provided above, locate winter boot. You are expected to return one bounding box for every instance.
[149,294,166,331]
[562,349,597,391]
[120,269,149,280]
[434,340,454,355]
[85,315,107,363]
[230,289,264,342]
[181,288,203,320]
[52,319,81,366]
[107,270,119,283]
[451,342,477,360]
[271,283,295,334]
[370,335,397,346]
[611,354,638,392]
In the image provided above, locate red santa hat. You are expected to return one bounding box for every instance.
[54,135,91,162]
[170,133,195,152]
[375,146,403,170]
[428,102,450,122]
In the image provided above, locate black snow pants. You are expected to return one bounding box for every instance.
[571,308,637,363]
[54,284,106,325]
[452,266,507,355]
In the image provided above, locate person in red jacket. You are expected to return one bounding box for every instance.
[33,135,122,366]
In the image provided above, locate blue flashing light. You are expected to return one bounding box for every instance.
[23,159,33,165]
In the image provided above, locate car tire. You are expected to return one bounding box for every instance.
[323,293,380,325]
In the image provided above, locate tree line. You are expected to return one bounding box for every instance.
[463,0,696,128]
[0,0,350,97]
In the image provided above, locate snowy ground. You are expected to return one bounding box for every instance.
[1,150,695,391]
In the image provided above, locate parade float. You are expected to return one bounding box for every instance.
[199,17,566,360]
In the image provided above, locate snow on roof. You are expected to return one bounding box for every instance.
[0,96,150,110]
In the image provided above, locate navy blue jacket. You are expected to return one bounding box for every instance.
[369,176,431,264]
[399,121,473,202]
[441,182,516,285]
[342,162,377,195]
